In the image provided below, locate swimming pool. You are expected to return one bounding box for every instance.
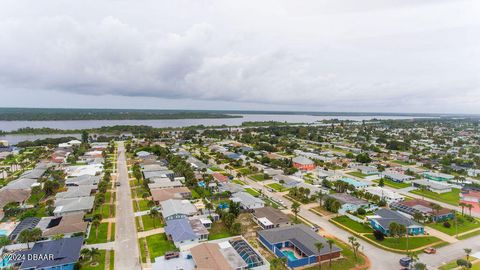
[282,250,298,261]
[0,230,8,236]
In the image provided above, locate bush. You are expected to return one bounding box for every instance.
[457,259,472,268]
[373,230,385,241]
[357,208,366,215]
[443,221,451,228]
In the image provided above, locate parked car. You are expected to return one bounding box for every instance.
[311,224,320,232]
[115,182,121,187]
[424,247,436,254]
[399,257,412,267]
[165,251,180,260]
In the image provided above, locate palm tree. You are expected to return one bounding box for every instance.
[150,208,159,228]
[92,219,101,240]
[270,257,287,270]
[465,248,472,262]
[467,204,473,217]
[327,239,335,269]
[314,242,325,270]
[459,202,466,216]
[348,236,359,261]
[90,248,101,263]
[81,248,92,261]
[291,202,300,222]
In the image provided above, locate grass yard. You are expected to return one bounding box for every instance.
[439,256,475,270]
[374,179,410,189]
[110,223,115,241]
[208,221,235,240]
[141,215,164,231]
[365,234,442,250]
[250,173,266,181]
[347,171,367,179]
[146,233,178,262]
[237,167,252,175]
[79,249,106,270]
[331,216,373,233]
[458,229,480,240]
[427,215,480,236]
[109,250,114,270]
[245,187,261,197]
[410,188,460,206]
[266,183,288,192]
[136,199,151,211]
[86,223,109,244]
[210,166,222,171]
[138,238,147,263]
[232,179,246,185]
[304,239,367,270]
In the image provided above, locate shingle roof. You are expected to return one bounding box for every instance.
[9,217,40,241]
[252,207,289,225]
[292,156,314,165]
[12,236,84,269]
[165,218,198,242]
[372,209,422,229]
[257,224,341,256]
[160,199,197,218]
[53,196,94,215]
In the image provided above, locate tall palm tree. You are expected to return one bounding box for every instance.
[92,219,101,240]
[459,202,466,216]
[80,248,92,261]
[326,239,334,269]
[314,242,325,270]
[465,248,472,262]
[467,204,473,217]
[291,202,300,222]
[150,208,159,228]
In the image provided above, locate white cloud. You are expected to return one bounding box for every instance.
[0,0,479,113]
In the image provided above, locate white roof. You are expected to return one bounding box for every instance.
[258,217,274,227]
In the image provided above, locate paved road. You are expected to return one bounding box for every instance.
[241,175,403,270]
[114,142,141,270]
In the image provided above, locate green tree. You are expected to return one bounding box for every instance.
[314,242,324,270]
[291,202,300,222]
[327,239,335,269]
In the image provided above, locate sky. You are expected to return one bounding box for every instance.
[0,0,479,114]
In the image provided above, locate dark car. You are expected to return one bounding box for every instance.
[165,251,180,260]
[399,257,412,267]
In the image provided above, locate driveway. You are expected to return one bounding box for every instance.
[114,141,142,270]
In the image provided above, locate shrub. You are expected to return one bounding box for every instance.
[373,230,385,241]
[443,221,451,228]
[357,208,366,215]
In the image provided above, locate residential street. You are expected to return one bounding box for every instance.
[114,142,141,270]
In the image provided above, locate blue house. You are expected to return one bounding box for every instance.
[11,236,83,270]
[258,224,341,268]
[369,209,424,235]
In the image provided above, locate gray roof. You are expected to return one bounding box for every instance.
[292,156,314,165]
[258,224,341,256]
[55,186,94,199]
[65,175,101,186]
[53,196,94,215]
[165,218,198,242]
[412,179,451,190]
[371,209,422,229]
[4,178,37,190]
[20,167,47,179]
[160,199,197,218]
[142,164,168,172]
[144,170,174,179]
[232,192,264,209]
[253,207,289,224]
[328,193,369,206]
[13,236,83,269]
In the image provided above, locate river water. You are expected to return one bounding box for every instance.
[0,114,420,144]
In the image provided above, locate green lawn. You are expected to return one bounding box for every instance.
[439,256,473,270]
[427,215,480,236]
[86,223,109,244]
[232,179,246,185]
[331,216,373,233]
[250,174,266,181]
[79,250,106,270]
[210,166,222,171]
[141,215,164,231]
[267,183,287,192]
[208,221,235,240]
[110,223,115,241]
[109,250,114,270]
[458,229,480,240]
[237,167,252,175]
[245,187,261,197]
[27,190,45,204]
[365,234,442,250]
[304,239,367,270]
[374,179,410,189]
[136,199,151,211]
[347,171,367,179]
[146,233,178,262]
[138,238,147,263]
[410,188,460,206]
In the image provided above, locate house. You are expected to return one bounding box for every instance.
[252,207,290,229]
[354,165,378,175]
[292,156,316,171]
[10,236,84,270]
[218,182,244,194]
[423,171,454,182]
[468,169,480,177]
[258,224,341,268]
[165,218,208,249]
[411,179,452,194]
[53,196,95,216]
[382,172,414,183]
[212,172,229,183]
[37,213,88,238]
[460,188,480,213]
[369,209,424,235]
[364,186,404,204]
[232,192,265,209]
[147,177,183,189]
[224,151,241,160]
[264,168,283,176]
[160,199,197,221]
[143,170,175,180]
[150,187,192,204]
[190,237,268,270]
[65,175,101,187]
[187,156,208,170]
[391,199,454,222]
[65,164,103,177]
[55,186,94,199]
[327,193,369,213]
[338,177,369,189]
[0,188,32,219]
[273,174,301,188]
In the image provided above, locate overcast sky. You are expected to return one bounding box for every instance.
[0,0,479,113]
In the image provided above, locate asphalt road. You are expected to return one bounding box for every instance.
[114,142,141,270]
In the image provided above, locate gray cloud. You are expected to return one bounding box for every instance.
[0,0,479,113]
